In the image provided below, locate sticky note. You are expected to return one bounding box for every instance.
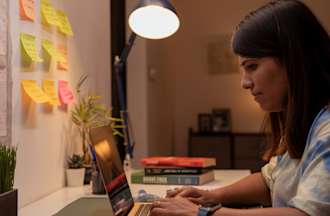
[57,44,68,70]
[20,0,35,21]
[20,33,43,62]
[58,80,74,104]
[21,80,50,103]
[43,80,60,105]
[56,10,74,36]
[42,39,64,61]
[40,0,59,26]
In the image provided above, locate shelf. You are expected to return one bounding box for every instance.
[188,128,266,171]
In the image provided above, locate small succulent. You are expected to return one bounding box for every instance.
[0,144,17,193]
[67,154,84,169]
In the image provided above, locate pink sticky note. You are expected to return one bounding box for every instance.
[58,80,74,104]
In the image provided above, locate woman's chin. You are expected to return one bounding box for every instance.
[259,103,283,112]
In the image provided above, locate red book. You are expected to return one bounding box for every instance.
[140,157,216,168]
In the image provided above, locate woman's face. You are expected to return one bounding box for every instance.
[239,57,288,112]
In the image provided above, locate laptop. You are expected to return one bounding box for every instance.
[90,126,152,216]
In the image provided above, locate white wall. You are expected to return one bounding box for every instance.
[11,0,110,207]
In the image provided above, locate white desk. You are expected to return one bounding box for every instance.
[19,169,250,216]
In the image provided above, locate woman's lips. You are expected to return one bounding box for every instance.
[253,93,263,102]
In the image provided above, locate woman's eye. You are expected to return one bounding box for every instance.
[246,64,258,71]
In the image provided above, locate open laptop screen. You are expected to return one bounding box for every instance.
[90,126,134,216]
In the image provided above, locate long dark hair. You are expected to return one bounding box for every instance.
[232,0,330,160]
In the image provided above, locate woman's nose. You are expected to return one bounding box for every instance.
[241,79,253,89]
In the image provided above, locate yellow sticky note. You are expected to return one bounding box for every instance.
[57,44,68,70]
[42,39,64,61]
[20,33,43,62]
[20,0,35,21]
[40,0,59,26]
[43,80,60,105]
[21,80,50,103]
[56,10,74,36]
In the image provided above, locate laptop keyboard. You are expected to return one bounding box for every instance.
[135,204,152,216]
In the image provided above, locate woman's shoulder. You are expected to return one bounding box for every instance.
[311,106,330,139]
[303,106,330,155]
[299,107,330,175]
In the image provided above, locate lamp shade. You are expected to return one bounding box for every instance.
[128,0,180,39]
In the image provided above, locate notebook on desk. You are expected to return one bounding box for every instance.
[90,126,152,216]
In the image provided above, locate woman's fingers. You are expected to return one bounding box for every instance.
[151,199,164,208]
[152,198,172,208]
[166,188,183,197]
[151,198,176,216]
[151,197,199,216]
[187,197,202,204]
[177,187,200,198]
[166,187,192,197]
[150,207,168,216]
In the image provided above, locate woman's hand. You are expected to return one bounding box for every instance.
[150,197,199,216]
[166,187,219,205]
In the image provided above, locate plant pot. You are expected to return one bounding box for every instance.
[66,168,86,187]
[0,189,17,216]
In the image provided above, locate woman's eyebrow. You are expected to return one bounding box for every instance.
[240,59,257,67]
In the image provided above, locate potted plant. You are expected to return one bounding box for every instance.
[66,154,85,187]
[71,75,124,193]
[71,75,113,184]
[0,144,17,216]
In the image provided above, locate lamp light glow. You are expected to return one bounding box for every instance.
[128,1,180,39]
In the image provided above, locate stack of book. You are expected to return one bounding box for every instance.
[131,157,216,185]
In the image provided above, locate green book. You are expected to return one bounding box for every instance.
[131,170,214,185]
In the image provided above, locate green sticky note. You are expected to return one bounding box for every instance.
[20,33,43,62]
[41,0,59,26]
[42,39,64,61]
[57,10,74,36]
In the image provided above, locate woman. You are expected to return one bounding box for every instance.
[150,0,330,215]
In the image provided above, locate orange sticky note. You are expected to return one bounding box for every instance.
[58,80,74,104]
[57,44,68,70]
[20,0,35,21]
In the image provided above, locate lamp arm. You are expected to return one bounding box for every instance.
[119,32,137,65]
[114,32,137,110]
[113,32,137,158]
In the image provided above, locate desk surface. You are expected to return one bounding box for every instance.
[19,169,250,216]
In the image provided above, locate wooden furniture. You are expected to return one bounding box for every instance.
[188,128,266,172]
[18,169,251,216]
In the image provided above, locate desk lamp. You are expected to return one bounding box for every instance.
[113,0,180,161]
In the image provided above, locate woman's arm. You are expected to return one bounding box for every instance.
[213,207,308,216]
[150,197,308,216]
[172,172,271,206]
[213,172,271,206]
